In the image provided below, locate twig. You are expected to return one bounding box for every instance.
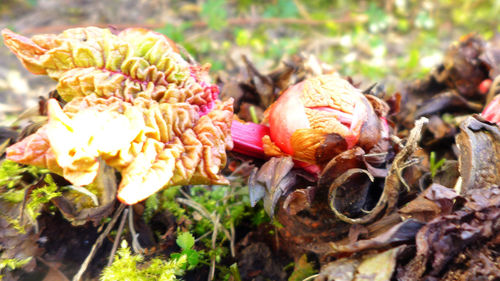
[178,188,238,278]
[106,208,129,267]
[302,274,320,281]
[363,152,388,158]
[72,204,126,281]
[486,69,500,104]
[176,197,212,220]
[224,187,237,258]
[195,230,212,242]
[390,135,405,149]
[208,213,221,281]
[177,44,197,64]
[128,205,144,254]
[227,208,236,258]
[176,197,234,242]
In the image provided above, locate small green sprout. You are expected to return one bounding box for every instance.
[171,231,202,270]
[430,151,446,179]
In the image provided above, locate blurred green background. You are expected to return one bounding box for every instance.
[0,0,499,121]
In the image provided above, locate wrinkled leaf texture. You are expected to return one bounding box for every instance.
[3,27,234,205]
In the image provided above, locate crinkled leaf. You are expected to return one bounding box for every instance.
[3,27,234,205]
[176,231,195,250]
[7,95,233,205]
[1,28,218,113]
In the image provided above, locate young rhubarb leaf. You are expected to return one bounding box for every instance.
[3,27,234,205]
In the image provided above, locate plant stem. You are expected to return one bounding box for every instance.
[107,208,129,267]
[230,120,269,159]
[73,204,126,281]
[249,105,259,124]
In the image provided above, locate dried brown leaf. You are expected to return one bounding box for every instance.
[456,115,500,193]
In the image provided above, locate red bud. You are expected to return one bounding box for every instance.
[263,75,375,164]
[478,79,492,95]
[482,94,500,125]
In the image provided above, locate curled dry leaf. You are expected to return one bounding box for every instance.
[316,246,406,281]
[51,160,117,226]
[456,115,500,193]
[415,90,483,118]
[399,186,500,280]
[248,156,297,217]
[422,115,456,147]
[324,219,424,257]
[2,27,234,205]
[441,34,489,98]
[276,198,350,257]
[282,186,315,216]
[249,156,351,257]
[323,117,428,224]
[398,34,496,134]
[399,183,461,222]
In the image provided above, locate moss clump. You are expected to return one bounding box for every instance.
[101,241,187,281]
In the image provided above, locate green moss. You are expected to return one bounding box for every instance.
[101,241,187,281]
[0,257,32,278]
[25,174,61,220]
[0,160,47,189]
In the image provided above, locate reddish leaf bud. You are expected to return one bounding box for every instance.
[262,75,385,165]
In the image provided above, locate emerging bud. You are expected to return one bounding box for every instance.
[482,94,500,125]
[262,74,385,165]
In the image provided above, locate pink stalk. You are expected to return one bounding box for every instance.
[230,120,321,175]
[231,120,270,159]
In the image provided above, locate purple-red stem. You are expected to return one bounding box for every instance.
[230,120,320,175]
